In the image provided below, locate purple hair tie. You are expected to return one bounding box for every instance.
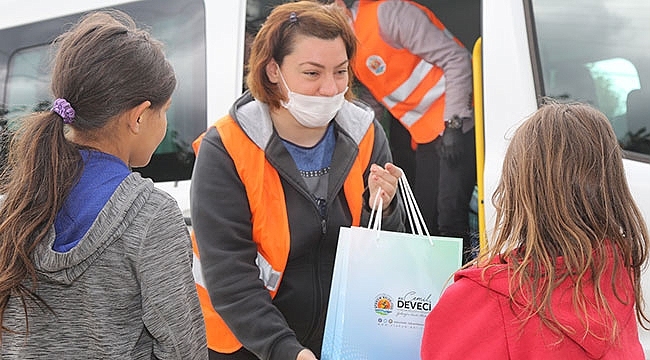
[51,98,76,124]
[289,12,298,23]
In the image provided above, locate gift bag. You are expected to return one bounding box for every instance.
[322,175,463,360]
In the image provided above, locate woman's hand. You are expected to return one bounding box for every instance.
[297,348,318,360]
[368,162,403,211]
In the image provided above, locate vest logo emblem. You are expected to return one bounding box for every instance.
[366,55,386,76]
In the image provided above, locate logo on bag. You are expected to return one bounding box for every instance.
[374,294,393,315]
[396,291,433,313]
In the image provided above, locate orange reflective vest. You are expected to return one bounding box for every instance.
[352,0,463,144]
[191,115,375,352]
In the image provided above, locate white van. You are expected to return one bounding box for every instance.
[0,0,246,220]
[1,0,649,354]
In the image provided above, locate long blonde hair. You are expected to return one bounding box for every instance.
[479,100,649,339]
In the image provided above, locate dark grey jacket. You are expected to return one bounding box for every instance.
[1,173,207,359]
[190,92,405,360]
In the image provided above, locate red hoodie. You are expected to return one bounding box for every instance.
[421,254,644,359]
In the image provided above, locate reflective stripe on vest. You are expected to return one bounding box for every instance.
[190,115,374,352]
[193,246,277,292]
[382,61,446,127]
[353,0,462,144]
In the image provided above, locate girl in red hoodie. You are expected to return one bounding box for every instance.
[421,101,649,359]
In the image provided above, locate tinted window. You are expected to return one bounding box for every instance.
[532,0,650,158]
[0,0,206,181]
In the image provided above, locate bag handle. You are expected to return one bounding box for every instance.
[397,174,434,245]
[368,190,383,233]
[368,172,431,242]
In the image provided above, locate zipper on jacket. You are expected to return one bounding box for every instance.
[302,196,328,344]
[316,197,327,235]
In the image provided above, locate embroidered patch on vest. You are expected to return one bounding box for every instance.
[366,55,386,76]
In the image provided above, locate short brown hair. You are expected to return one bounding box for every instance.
[246,0,357,109]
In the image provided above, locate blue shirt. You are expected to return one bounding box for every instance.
[53,150,130,252]
[281,124,335,215]
[281,123,335,174]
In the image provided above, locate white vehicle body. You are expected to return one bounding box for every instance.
[482,0,650,353]
[1,0,649,354]
[0,0,247,219]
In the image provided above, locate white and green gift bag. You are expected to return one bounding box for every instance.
[322,175,463,360]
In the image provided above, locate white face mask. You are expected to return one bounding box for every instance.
[277,67,347,128]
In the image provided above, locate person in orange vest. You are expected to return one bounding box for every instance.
[190,2,405,360]
[335,0,476,262]
[421,101,649,359]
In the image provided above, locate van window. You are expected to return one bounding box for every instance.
[532,0,650,158]
[586,58,640,138]
[0,0,206,181]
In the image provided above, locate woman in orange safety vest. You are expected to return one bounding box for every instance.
[190,2,405,360]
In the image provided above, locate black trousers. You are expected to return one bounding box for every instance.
[389,117,477,263]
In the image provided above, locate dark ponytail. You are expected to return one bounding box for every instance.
[0,10,176,339]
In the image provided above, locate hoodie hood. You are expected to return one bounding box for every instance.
[455,253,636,358]
[31,173,154,285]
